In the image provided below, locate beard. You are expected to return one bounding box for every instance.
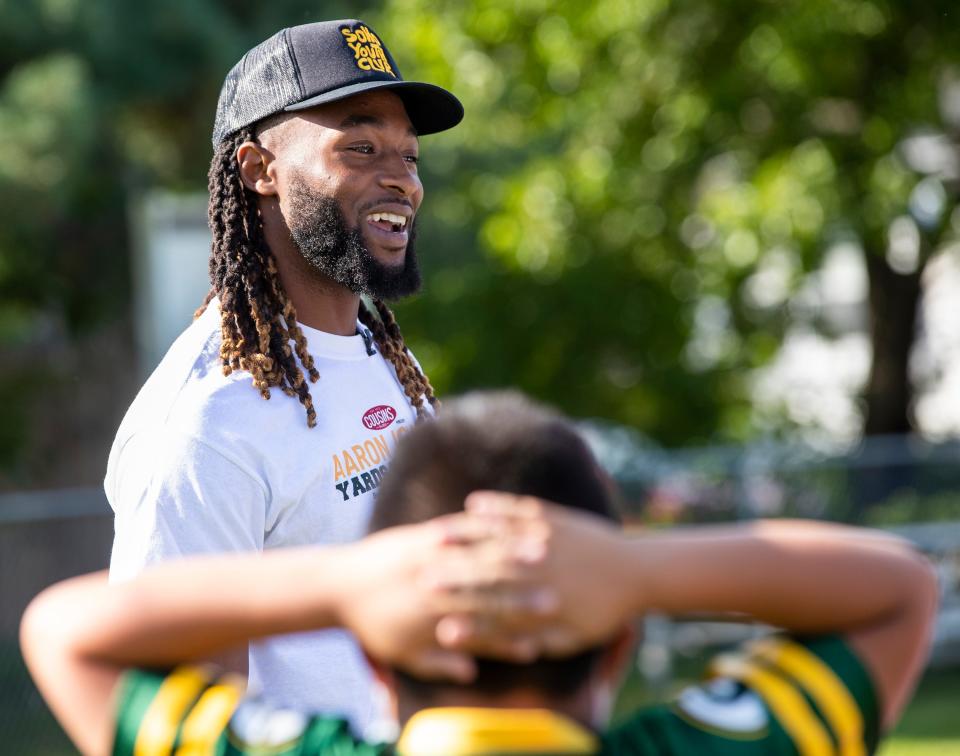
[285,178,421,301]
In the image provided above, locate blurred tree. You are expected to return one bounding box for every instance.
[2,0,959,487]
[0,0,374,485]
[379,0,960,442]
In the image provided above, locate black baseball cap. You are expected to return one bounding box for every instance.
[212,19,464,147]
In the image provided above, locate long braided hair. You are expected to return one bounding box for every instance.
[195,127,439,428]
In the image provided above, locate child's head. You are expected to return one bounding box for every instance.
[370,391,622,709]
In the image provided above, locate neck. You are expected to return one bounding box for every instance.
[260,196,360,336]
[278,265,361,335]
[397,686,595,730]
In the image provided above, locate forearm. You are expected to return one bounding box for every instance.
[21,513,543,754]
[621,519,938,729]
[626,520,929,632]
[27,546,348,669]
[20,547,350,756]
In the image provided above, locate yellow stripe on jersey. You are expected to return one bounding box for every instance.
[174,675,244,756]
[711,654,835,756]
[749,638,865,756]
[397,707,598,755]
[134,666,210,756]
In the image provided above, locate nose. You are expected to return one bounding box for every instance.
[379,153,422,200]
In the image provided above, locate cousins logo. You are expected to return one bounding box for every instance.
[362,405,397,431]
[340,25,396,77]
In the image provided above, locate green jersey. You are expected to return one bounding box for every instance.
[112,634,879,755]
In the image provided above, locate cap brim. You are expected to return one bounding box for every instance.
[284,80,463,135]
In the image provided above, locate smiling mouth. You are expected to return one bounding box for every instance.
[366,211,408,234]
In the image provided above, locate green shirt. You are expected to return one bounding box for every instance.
[112,634,879,755]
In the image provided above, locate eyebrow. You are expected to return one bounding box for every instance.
[338,113,417,137]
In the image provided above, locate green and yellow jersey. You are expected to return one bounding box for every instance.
[112,634,880,756]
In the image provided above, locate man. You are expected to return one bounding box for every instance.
[30,392,937,755]
[105,19,461,728]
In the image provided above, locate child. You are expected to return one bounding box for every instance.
[24,392,937,754]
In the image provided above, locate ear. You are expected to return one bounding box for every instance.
[364,651,394,688]
[589,625,637,726]
[236,141,278,196]
[363,651,400,721]
[596,624,638,689]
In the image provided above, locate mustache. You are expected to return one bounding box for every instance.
[359,197,414,213]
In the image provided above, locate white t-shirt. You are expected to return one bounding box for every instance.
[106,302,422,732]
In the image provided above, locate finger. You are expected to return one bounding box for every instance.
[442,616,585,661]
[536,626,583,658]
[459,499,551,564]
[437,617,540,663]
[435,510,550,548]
[511,534,549,564]
[440,585,557,617]
[431,587,558,645]
[465,491,548,519]
[436,614,473,647]
[426,539,545,590]
[433,512,513,545]
[404,649,477,684]
[472,635,539,663]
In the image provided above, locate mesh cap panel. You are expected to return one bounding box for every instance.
[212,29,304,147]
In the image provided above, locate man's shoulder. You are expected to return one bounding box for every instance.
[115,309,289,440]
[108,308,423,486]
[106,311,280,487]
[116,308,227,423]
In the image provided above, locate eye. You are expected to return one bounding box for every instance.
[404,154,419,165]
[348,143,374,154]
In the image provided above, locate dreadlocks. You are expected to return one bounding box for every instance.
[196,127,439,427]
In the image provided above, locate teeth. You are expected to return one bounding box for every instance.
[368,212,407,228]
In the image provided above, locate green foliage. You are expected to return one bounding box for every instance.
[2,0,960,467]
[0,0,379,334]
[0,1,373,473]
[377,0,960,443]
[866,489,960,525]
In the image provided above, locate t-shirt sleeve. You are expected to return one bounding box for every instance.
[604,634,881,756]
[112,666,383,756]
[108,429,269,581]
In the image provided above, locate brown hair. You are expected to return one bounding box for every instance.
[370,390,621,699]
[196,127,439,427]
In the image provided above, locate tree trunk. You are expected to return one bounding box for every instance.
[863,253,923,436]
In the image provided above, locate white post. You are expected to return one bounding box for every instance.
[129,191,210,377]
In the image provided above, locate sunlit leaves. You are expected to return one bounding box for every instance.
[380,0,960,443]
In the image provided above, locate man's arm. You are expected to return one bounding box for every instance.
[460,494,939,731]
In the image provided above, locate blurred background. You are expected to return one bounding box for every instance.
[2,0,959,753]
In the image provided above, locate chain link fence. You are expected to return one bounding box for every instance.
[0,489,112,754]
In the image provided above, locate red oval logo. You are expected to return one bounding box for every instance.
[362,405,397,431]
